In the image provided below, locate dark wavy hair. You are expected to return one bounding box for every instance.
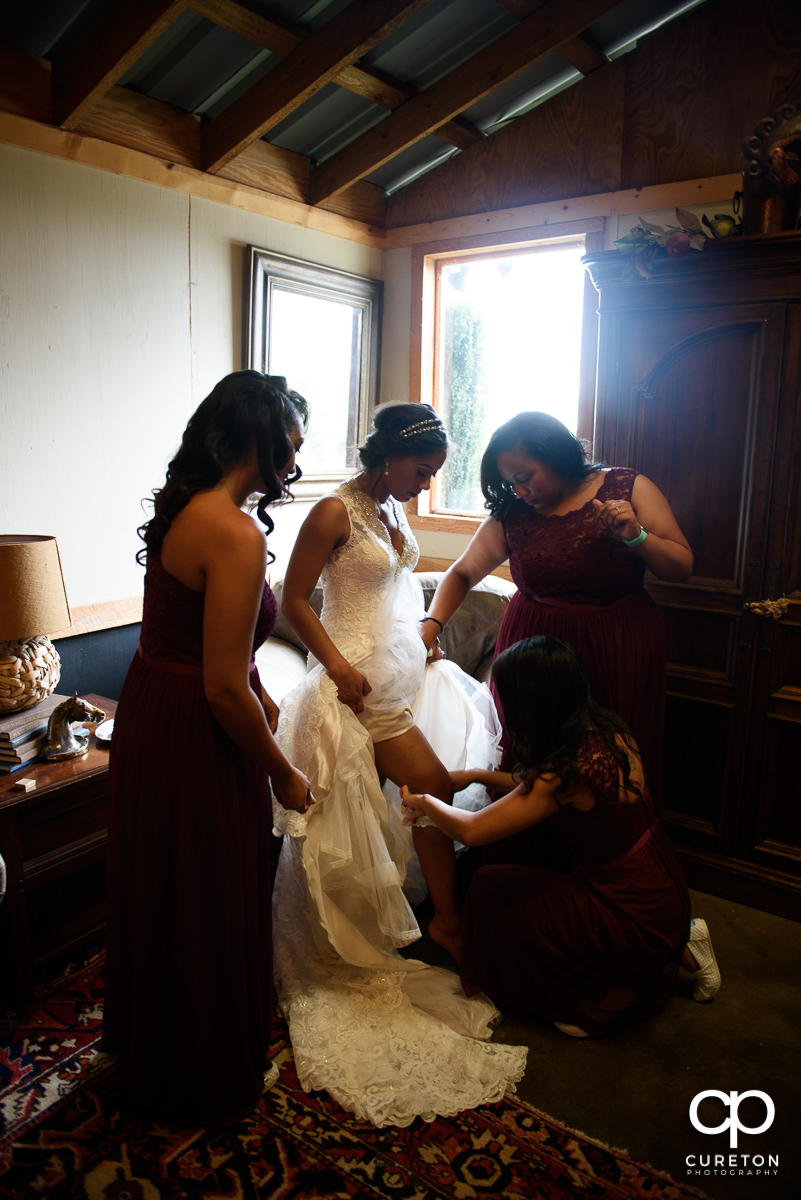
[137,370,309,565]
[481,411,601,519]
[358,402,448,472]
[491,636,640,801]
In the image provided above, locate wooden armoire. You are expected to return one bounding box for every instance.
[585,232,801,920]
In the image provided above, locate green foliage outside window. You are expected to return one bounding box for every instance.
[440,299,486,513]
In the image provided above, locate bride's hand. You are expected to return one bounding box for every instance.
[330,663,372,713]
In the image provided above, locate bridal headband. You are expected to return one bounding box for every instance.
[399,417,444,438]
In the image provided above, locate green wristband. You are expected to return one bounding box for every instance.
[622,527,648,549]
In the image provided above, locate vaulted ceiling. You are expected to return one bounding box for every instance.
[2,0,709,229]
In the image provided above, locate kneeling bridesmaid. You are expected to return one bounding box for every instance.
[401,635,720,1037]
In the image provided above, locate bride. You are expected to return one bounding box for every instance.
[273,402,526,1126]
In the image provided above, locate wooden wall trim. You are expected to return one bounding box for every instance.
[0,109,388,249]
[52,597,144,639]
[1,100,741,253]
[385,174,742,249]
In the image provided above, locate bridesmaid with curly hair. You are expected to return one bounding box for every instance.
[104,371,313,1125]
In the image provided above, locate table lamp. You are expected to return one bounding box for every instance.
[0,535,72,713]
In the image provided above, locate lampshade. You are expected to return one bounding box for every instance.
[0,535,71,713]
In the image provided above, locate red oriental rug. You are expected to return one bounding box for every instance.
[0,950,709,1200]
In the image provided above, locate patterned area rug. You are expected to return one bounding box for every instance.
[0,951,708,1200]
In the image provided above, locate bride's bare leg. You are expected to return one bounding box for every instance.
[411,825,462,964]
[373,727,462,963]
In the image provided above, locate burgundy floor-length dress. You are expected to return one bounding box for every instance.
[495,468,666,802]
[460,734,690,1036]
[103,552,277,1125]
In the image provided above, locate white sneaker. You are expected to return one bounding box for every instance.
[687,918,721,1002]
[554,1021,589,1038]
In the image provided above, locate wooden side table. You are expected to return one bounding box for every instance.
[0,694,116,1012]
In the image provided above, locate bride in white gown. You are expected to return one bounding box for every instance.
[272,403,526,1127]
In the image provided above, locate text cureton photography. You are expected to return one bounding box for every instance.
[686,1090,781,1181]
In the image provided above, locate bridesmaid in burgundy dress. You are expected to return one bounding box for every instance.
[103,371,313,1125]
[400,637,720,1037]
[421,412,692,814]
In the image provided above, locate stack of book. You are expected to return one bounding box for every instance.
[0,694,68,773]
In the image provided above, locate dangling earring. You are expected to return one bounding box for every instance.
[384,459,390,476]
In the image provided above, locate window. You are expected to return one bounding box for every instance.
[411,221,603,531]
[245,247,383,482]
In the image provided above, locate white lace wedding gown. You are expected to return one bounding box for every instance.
[273,479,527,1127]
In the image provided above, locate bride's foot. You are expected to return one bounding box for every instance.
[428,915,461,965]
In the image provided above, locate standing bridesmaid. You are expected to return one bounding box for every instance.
[103,371,313,1125]
[422,411,692,813]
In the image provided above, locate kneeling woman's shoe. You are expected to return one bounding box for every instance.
[554,1022,589,1038]
[687,918,721,1002]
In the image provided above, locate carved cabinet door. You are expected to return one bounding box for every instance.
[589,246,801,916]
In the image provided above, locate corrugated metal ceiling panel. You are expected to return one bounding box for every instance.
[4,0,710,196]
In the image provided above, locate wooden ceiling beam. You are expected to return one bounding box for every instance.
[75,85,201,168]
[492,0,609,75]
[309,0,625,204]
[556,32,609,75]
[0,43,52,125]
[53,0,189,130]
[202,0,432,174]
[192,0,482,145]
[334,62,484,146]
[49,0,481,167]
[189,0,306,58]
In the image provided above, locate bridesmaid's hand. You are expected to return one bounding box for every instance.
[272,765,315,814]
[418,617,444,655]
[329,663,372,713]
[399,784,428,825]
[450,769,477,793]
[592,497,642,543]
[425,635,444,664]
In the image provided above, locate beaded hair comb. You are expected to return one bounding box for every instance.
[398,417,444,438]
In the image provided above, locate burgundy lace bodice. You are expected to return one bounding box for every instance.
[502,468,645,604]
[551,730,653,866]
[139,551,278,667]
[575,731,620,802]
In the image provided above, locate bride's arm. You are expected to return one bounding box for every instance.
[282,498,373,713]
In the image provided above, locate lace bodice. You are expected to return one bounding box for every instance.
[576,731,621,802]
[503,468,645,604]
[317,479,420,658]
[551,731,654,867]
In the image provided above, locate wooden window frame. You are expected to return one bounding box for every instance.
[408,220,604,534]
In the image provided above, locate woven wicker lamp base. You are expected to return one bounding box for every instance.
[0,635,63,713]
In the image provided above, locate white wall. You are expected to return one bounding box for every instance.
[0,144,382,605]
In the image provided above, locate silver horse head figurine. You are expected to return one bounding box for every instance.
[40,692,106,761]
